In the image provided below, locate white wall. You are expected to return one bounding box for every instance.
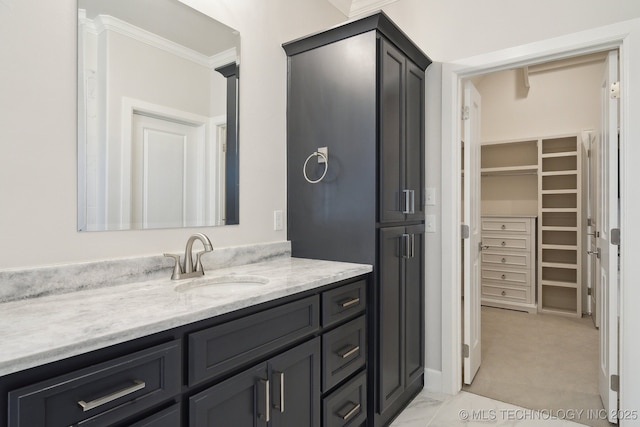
[0,0,344,269]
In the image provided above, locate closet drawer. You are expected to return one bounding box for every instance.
[481,217,532,234]
[322,279,366,327]
[188,295,319,386]
[8,340,181,427]
[481,251,530,269]
[322,316,366,392]
[322,371,367,427]
[482,268,528,286]
[482,234,530,251]
[482,284,528,302]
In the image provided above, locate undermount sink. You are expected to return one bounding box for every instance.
[174,275,270,294]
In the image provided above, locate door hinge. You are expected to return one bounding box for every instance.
[611,81,620,99]
[587,287,592,296]
[587,217,592,227]
[222,143,227,152]
[462,106,470,120]
[611,374,620,392]
[611,228,621,246]
[461,224,470,239]
[463,344,470,358]
[587,148,591,158]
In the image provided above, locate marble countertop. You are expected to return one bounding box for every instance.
[0,257,372,377]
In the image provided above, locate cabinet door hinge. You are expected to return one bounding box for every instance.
[611,228,621,246]
[611,81,620,99]
[463,344,470,358]
[611,374,620,392]
[461,224,470,239]
[462,106,470,120]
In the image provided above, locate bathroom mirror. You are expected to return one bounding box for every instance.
[77,0,240,231]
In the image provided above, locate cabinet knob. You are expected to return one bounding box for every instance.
[501,241,506,246]
[501,258,507,263]
[501,274,506,280]
[501,224,506,230]
[501,291,506,296]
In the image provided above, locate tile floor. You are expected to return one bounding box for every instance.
[390,390,598,426]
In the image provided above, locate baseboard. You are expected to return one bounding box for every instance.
[425,368,443,392]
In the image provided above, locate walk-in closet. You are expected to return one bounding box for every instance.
[462,51,619,427]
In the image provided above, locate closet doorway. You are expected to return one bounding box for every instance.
[461,50,620,427]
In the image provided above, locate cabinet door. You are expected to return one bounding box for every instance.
[377,226,405,411]
[269,338,321,427]
[379,39,406,224]
[189,363,268,427]
[404,61,425,221]
[404,224,425,385]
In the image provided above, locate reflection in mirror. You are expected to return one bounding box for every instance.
[77,0,240,231]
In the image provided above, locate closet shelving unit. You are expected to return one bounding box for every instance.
[538,135,582,317]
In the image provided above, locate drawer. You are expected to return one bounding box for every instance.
[322,279,366,327]
[188,295,319,386]
[482,283,529,302]
[129,403,181,427]
[8,340,181,427]
[482,234,530,251]
[322,316,366,392]
[482,268,528,286]
[481,217,531,233]
[323,371,367,427]
[481,251,530,269]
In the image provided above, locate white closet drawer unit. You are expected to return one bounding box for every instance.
[482,284,529,303]
[481,217,532,234]
[481,215,537,313]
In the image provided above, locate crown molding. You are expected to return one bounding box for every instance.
[83,14,236,70]
[328,0,399,17]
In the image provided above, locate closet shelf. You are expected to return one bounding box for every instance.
[541,226,577,231]
[480,165,538,175]
[541,262,578,269]
[541,244,578,251]
[541,189,578,195]
[541,151,578,158]
[541,208,578,213]
[541,171,578,176]
[539,306,580,316]
[541,280,578,289]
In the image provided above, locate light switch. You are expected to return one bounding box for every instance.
[426,214,436,233]
[425,188,436,206]
[274,210,284,231]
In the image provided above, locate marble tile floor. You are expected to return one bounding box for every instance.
[390,390,597,426]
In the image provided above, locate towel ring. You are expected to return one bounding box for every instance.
[303,151,328,184]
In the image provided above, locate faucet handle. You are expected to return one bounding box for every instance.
[194,251,207,273]
[164,253,183,280]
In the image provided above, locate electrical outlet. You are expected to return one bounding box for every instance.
[425,188,436,206]
[426,214,436,233]
[274,210,284,231]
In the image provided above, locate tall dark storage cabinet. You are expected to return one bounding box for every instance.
[283,13,430,427]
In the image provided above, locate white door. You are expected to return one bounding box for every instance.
[463,80,482,384]
[131,113,204,229]
[598,50,619,423]
[587,132,600,328]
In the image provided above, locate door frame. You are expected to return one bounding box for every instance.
[439,19,640,417]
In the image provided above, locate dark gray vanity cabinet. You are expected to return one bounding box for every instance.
[378,225,425,412]
[189,338,320,427]
[283,12,430,427]
[0,275,368,427]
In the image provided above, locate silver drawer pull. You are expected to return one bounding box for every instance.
[274,371,285,413]
[501,291,507,296]
[501,258,506,263]
[341,297,360,308]
[338,345,360,359]
[501,274,506,280]
[337,402,361,420]
[258,379,270,422]
[78,380,145,412]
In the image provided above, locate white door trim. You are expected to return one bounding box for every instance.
[440,20,640,419]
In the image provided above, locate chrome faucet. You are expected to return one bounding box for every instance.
[164,233,214,280]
